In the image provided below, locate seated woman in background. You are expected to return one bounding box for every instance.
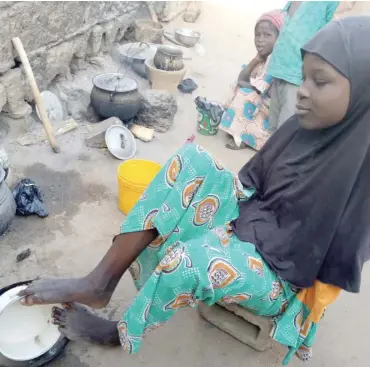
[20,16,370,365]
[220,10,284,151]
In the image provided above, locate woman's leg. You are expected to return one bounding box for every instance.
[20,230,158,308]
[116,226,288,354]
[48,142,259,347]
[51,224,284,348]
[20,143,231,308]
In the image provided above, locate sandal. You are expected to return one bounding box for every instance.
[226,138,248,150]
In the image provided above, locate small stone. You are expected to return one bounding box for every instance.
[85,131,107,149]
[135,90,177,133]
[0,69,32,119]
[130,123,154,142]
[16,248,31,262]
[67,89,94,121]
[85,116,123,148]
[183,10,201,23]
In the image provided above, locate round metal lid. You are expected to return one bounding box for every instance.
[120,42,158,61]
[36,91,63,125]
[93,73,138,93]
[157,45,183,57]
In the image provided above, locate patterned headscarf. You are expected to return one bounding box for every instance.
[257,9,285,32]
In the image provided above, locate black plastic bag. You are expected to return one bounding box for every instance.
[194,96,225,123]
[178,78,198,93]
[12,179,48,218]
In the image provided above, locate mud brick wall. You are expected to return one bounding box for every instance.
[0,1,188,119]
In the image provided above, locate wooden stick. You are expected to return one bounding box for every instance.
[12,37,60,153]
[145,2,158,23]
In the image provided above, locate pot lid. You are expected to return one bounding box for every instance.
[36,91,64,125]
[120,42,158,61]
[157,45,183,57]
[93,73,138,93]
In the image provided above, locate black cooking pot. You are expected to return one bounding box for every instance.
[0,281,69,367]
[90,73,142,123]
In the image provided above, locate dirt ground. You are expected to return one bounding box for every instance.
[1,2,369,367]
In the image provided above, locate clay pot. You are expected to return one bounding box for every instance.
[91,73,142,122]
[0,167,16,235]
[145,58,186,93]
[153,45,186,71]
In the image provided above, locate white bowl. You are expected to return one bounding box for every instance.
[105,124,137,160]
[174,28,201,47]
[0,285,61,362]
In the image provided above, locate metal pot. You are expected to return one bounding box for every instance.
[117,42,158,79]
[0,280,69,367]
[153,45,187,71]
[0,167,16,235]
[91,73,142,123]
[174,28,201,47]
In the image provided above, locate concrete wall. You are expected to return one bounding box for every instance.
[335,1,370,18]
[0,1,189,119]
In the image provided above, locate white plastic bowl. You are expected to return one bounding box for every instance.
[0,285,61,361]
[105,124,137,160]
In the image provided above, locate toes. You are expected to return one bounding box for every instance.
[20,295,43,306]
[52,307,64,317]
[52,318,65,327]
[52,313,66,326]
[52,307,67,326]
[18,285,34,297]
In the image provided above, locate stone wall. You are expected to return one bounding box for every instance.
[0,1,188,119]
[0,1,148,118]
[154,1,193,22]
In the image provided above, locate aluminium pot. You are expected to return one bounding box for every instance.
[153,45,186,72]
[91,73,142,123]
[0,167,16,235]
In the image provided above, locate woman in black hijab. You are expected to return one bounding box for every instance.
[19,16,370,365]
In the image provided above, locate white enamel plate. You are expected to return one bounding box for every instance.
[0,285,61,361]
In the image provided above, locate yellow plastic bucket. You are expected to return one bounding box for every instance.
[117,159,162,215]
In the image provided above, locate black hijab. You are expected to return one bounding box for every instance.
[232,16,370,293]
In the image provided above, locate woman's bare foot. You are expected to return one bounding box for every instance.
[19,230,158,309]
[226,138,248,150]
[19,277,112,309]
[52,303,120,346]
